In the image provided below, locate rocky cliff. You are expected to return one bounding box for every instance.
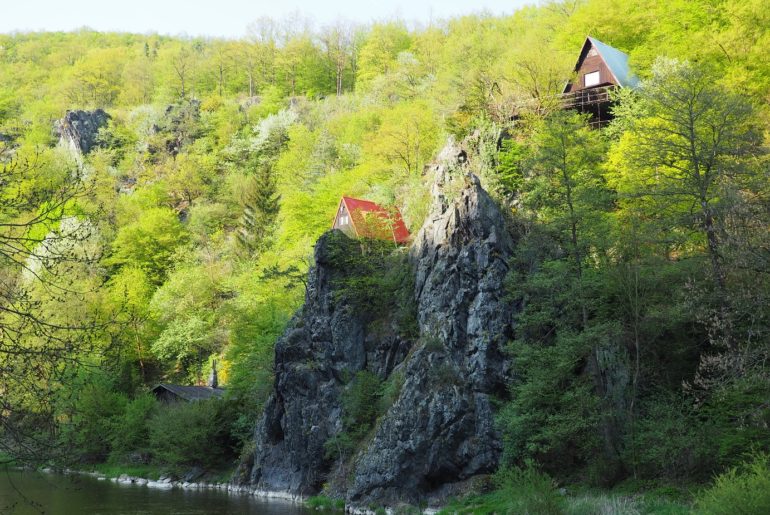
[54,109,110,156]
[237,141,516,507]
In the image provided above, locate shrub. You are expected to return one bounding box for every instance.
[492,466,566,515]
[695,454,770,514]
[327,233,417,337]
[60,380,128,463]
[441,466,566,514]
[379,370,405,414]
[109,393,157,462]
[306,495,345,511]
[147,399,235,468]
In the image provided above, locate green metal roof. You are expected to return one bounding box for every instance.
[586,37,640,89]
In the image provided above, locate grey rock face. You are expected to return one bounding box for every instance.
[54,109,110,155]
[348,145,515,505]
[239,140,516,505]
[236,231,412,496]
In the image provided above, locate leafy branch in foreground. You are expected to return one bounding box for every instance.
[0,148,108,464]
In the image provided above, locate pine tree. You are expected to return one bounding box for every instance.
[237,159,280,255]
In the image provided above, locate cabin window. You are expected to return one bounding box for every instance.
[584,70,601,87]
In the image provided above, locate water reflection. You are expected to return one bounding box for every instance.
[0,469,310,515]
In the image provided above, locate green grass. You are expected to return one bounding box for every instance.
[443,491,692,514]
[84,463,166,480]
[83,462,235,483]
[441,481,694,515]
[306,495,346,511]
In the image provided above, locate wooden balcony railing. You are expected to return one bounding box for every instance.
[560,85,614,110]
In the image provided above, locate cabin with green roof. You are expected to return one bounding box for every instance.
[562,36,639,127]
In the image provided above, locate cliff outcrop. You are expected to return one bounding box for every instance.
[54,109,110,155]
[237,140,516,507]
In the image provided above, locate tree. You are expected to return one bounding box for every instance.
[0,149,105,464]
[236,159,280,255]
[356,22,411,87]
[319,21,356,95]
[107,207,188,285]
[609,58,763,350]
[501,111,622,477]
[368,101,441,177]
[170,44,196,99]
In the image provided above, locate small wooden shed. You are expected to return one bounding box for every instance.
[332,196,410,244]
[151,384,225,403]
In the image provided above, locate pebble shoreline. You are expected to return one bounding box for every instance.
[38,468,439,514]
[39,467,304,502]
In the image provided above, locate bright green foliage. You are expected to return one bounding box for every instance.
[695,455,770,515]
[441,466,566,514]
[108,207,188,285]
[357,23,412,87]
[306,495,346,511]
[2,0,770,497]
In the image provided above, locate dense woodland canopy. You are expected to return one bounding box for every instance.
[1,0,769,505]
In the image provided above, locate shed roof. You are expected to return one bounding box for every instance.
[151,383,225,402]
[338,196,410,244]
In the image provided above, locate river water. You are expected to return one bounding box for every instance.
[0,469,311,515]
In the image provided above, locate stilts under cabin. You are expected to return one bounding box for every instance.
[561,36,640,127]
[332,196,410,245]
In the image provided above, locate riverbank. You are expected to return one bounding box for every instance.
[1,468,310,515]
[38,466,306,503]
[10,460,699,514]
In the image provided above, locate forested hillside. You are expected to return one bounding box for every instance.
[1,0,769,511]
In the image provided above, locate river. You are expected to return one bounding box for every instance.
[0,469,311,515]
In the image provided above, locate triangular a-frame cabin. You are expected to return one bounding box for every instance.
[332,196,410,245]
[562,37,639,126]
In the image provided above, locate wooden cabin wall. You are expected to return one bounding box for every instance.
[153,389,180,403]
[566,50,617,93]
[333,204,356,237]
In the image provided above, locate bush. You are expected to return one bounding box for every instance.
[306,495,345,511]
[493,466,566,515]
[441,466,566,514]
[147,399,236,468]
[60,379,128,463]
[327,233,417,336]
[109,393,157,462]
[695,454,770,514]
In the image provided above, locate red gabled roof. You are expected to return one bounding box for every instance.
[336,196,410,244]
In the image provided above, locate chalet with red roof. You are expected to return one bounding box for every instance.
[332,196,410,244]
